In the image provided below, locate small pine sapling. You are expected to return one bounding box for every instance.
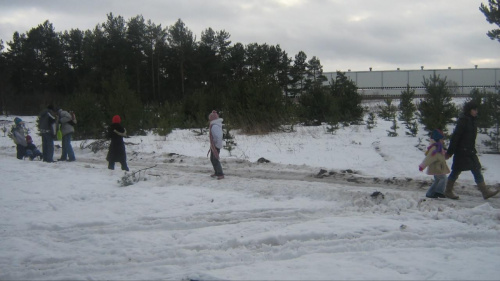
[387,117,399,137]
[405,120,418,137]
[223,125,236,156]
[366,112,377,131]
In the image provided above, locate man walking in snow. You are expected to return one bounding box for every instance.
[38,104,58,162]
[445,101,499,200]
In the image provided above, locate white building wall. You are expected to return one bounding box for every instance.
[324,68,499,96]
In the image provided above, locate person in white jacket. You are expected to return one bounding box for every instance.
[57,109,76,161]
[208,110,224,179]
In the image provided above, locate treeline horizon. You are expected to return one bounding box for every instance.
[3,13,495,143]
[0,13,366,138]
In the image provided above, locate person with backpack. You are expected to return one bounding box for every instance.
[57,108,76,162]
[9,117,28,160]
[38,104,58,163]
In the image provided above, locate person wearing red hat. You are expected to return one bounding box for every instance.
[106,115,129,171]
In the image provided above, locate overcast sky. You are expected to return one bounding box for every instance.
[0,0,498,72]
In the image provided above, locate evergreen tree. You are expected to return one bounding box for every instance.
[0,40,8,114]
[305,56,327,90]
[469,88,500,153]
[226,74,287,134]
[289,51,308,99]
[102,71,144,135]
[398,85,418,136]
[298,84,335,126]
[65,92,107,139]
[329,71,363,124]
[398,85,416,122]
[154,101,175,137]
[484,92,500,152]
[378,98,397,121]
[417,74,456,133]
[366,112,377,132]
[480,0,500,43]
[387,117,399,137]
[166,19,196,99]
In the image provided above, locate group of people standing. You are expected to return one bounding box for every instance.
[9,105,135,174]
[419,101,499,200]
[37,105,76,162]
[9,105,76,162]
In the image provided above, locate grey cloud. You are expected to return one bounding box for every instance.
[0,0,497,71]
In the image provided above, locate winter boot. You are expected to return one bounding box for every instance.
[477,182,499,200]
[444,180,459,200]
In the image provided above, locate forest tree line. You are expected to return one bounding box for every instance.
[0,12,498,148]
[0,14,364,138]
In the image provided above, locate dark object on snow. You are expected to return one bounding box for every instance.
[257,157,270,163]
[315,169,328,178]
[370,191,385,199]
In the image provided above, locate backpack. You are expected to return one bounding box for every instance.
[68,111,77,126]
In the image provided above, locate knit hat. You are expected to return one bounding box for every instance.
[112,115,121,124]
[431,129,444,142]
[208,110,219,121]
[26,135,32,143]
[14,117,23,126]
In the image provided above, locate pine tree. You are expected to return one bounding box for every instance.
[329,71,363,124]
[366,112,377,132]
[470,89,500,153]
[387,117,399,137]
[417,74,456,133]
[378,98,397,121]
[480,0,500,43]
[398,85,418,136]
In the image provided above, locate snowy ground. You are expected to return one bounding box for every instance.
[1,110,500,280]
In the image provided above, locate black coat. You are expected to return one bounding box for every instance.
[106,123,127,163]
[447,113,481,171]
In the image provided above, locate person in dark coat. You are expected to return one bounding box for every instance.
[445,101,499,200]
[38,105,58,162]
[106,115,129,171]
